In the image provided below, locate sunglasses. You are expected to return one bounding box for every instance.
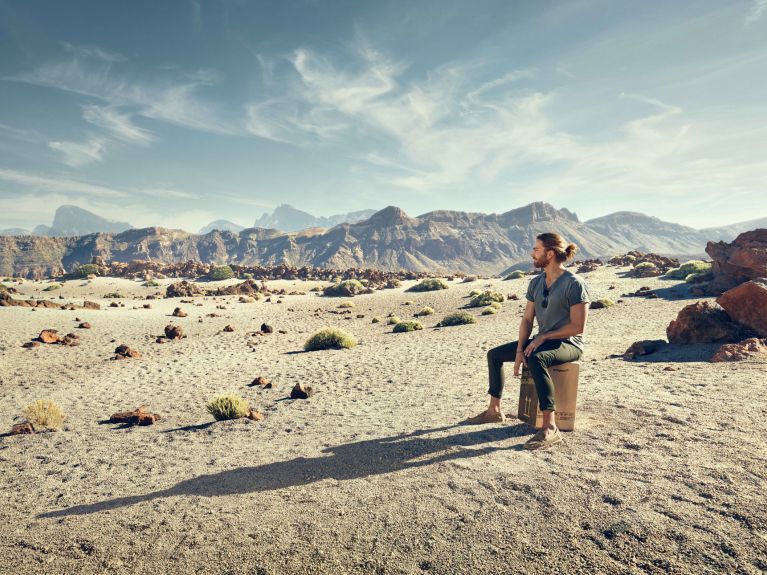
[542,286,549,309]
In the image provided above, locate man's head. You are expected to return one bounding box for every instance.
[531,233,577,268]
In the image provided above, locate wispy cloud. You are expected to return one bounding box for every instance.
[61,42,127,63]
[745,0,767,25]
[48,137,108,167]
[82,105,155,145]
[0,168,125,197]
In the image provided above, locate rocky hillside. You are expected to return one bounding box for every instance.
[0,202,762,278]
[254,204,377,232]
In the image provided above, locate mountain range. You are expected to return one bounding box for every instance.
[1,205,133,237]
[1,202,765,278]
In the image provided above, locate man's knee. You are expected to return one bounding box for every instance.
[527,351,547,369]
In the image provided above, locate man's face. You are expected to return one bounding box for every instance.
[531,241,552,268]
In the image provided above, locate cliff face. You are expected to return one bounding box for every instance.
[0,203,752,278]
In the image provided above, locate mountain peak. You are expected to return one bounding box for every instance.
[365,206,415,227]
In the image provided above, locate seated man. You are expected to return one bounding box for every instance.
[466,232,590,450]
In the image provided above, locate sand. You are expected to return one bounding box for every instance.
[0,268,766,574]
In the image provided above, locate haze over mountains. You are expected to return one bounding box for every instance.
[1,201,765,278]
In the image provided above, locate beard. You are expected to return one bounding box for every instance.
[533,254,551,268]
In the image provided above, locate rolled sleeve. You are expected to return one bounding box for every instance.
[567,279,590,306]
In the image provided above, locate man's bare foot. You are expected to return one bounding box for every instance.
[463,410,505,425]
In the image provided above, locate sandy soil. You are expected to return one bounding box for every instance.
[0,268,765,575]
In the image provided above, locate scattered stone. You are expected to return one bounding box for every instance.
[143,303,152,309]
[716,279,767,337]
[223,325,235,332]
[113,344,141,360]
[666,301,746,344]
[61,333,80,346]
[663,366,679,371]
[624,339,668,359]
[249,376,271,388]
[22,341,40,349]
[507,294,519,301]
[166,280,204,298]
[711,338,766,363]
[706,229,767,293]
[9,422,35,435]
[172,307,188,317]
[247,410,264,421]
[576,259,602,273]
[82,301,100,310]
[261,323,273,334]
[164,324,183,340]
[38,329,61,344]
[156,338,165,344]
[290,383,314,399]
[109,302,119,308]
[108,406,160,426]
[278,329,287,334]
[78,322,91,329]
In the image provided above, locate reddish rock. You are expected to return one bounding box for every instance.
[223,324,235,332]
[706,229,767,291]
[164,324,184,340]
[166,280,205,298]
[109,406,161,426]
[250,376,271,388]
[247,410,264,421]
[666,301,744,344]
[711,338,766,362]
[623,339,667,359]
[172,307,188,317]
[22,341,40,349]
[9,422,35,435]
[290,383,314,399]
[716,279,767,337]
[61,333,80,346]
[261,323,273,334]
[38,329,61,344]
[78,322,91,329]
[113,344,141,359]
[82,300,100,310]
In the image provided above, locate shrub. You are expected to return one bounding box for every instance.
[591,298,615,309]
[481,307,497,315]
[22,400,65,430]
[206,394,249,421]
[393,320,423,333]
[686,271,713,284]
[104,292,124,298]
[664,260,712,280]
[633,261,656,270]
[310,286,324,292]
[42,284,60,291]
[438,312,476,326]
[142,280,160,287]
[406,278,449,292]
[323,279,365,297]
[339,301,355,308]
[416,306,435,316]
[243,273,253,280]
[489,301,502,310]
[468,291,505,308]
[74,263,100,278]
[504,270,526,280]
[469,289,482,297]
[210,265,234,281]
[387,316,402,325]
[304,328,358,351]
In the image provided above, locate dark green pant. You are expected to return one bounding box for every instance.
[487,339,582,411]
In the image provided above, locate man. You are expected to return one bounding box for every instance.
[466,232,590,450]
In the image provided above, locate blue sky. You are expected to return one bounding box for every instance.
[1,0,765,232]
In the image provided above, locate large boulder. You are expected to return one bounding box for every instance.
[716,279,767,337]
[706,229,767,291]
[166,281,204,298]
[666,301,745,344]
[711,338,766,362]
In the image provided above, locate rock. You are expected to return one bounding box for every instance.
[166,280,205,298]
[290,383,314,399]
[223,324,235,332]
[61,333,80,346]
[249,376,271,388]
[576,259,602,273]
[624,339,667,359]
[109,406,160,426]
[164,324,183,340]
[78,322,91,329]
[507,294,519,300]
[109,302,119,308]
[82,300,100,310]
[590,300,610,309]
[663,366,678,371]
[172,307,188,317]
[113,344,141,359]
[261,323,273,334]
[706,229,767,292]
[666,301,745,344]
[711,338,766,362]
[38,329,61,344]
[143,303,152,309]
[9,422,35,435]
[22,341,40,348]
[716,279,767,337]
[156,337,165,344]
[246,410,264,421]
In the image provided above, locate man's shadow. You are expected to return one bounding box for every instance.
[39,423,531,518]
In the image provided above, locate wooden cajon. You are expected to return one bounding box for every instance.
[517,362,580,431]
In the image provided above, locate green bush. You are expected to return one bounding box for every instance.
[664,260,712,280]
[438,311,476,327]
[406,278,449,292]
[633,261,656,270]
[338,301,355,308]
[387,316,402,325]
[468,291,504,308]
[206,394,249,421]
[489,301,502,310]
[104,292,124,298]
[416,306,435,316]
[323,279,365,297]
[304,328,358,351]
[469,289,482,297]
[685,271,713,284]
[42,284,60,291]
[591,298,615,308]
[243,273,253,280]
[504,270,526,280]
[393,320,423,333]
[74,263,100,278]
[310,286,324,292]
[481,307,497,315]
[142,280,160,287]
[210,265,234,281]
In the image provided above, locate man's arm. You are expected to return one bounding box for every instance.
[538,303,588,341]
[518,300,535,343]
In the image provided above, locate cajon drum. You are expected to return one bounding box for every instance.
[517,362,580,431]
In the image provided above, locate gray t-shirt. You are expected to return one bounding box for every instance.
[525,269,590,350]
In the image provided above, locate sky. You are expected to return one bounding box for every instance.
[0,0,766,232]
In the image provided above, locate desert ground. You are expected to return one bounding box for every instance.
[0,266,765,575]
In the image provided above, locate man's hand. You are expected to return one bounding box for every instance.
[523,335,547,357]
[513,353,527,376]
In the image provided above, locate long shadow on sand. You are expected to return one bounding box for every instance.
[39,423,531,518]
